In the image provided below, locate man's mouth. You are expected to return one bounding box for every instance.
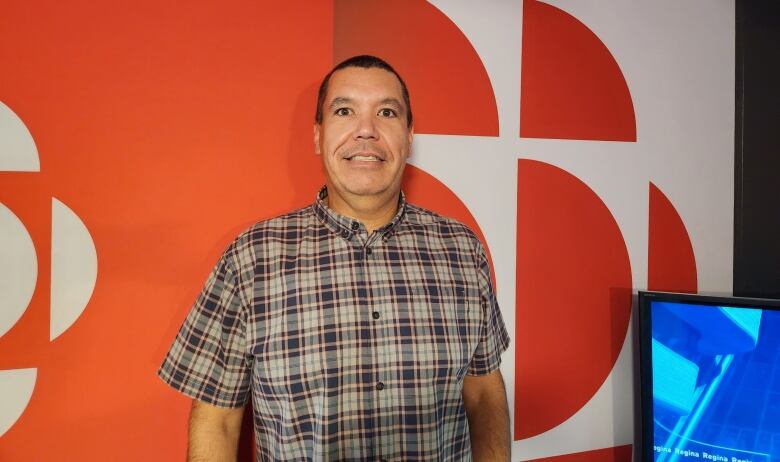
[342,149,386,162]
[345,154,383,162]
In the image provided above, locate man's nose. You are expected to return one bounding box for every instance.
[354,113,378,140]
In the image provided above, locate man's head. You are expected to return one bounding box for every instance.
[313,55,413,219]
[315,55,413,128]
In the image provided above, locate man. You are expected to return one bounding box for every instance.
[159,55,510,461]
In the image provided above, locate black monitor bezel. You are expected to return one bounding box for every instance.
[637,290,780,462]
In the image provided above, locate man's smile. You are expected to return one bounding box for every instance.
[341,147,387,162]
[345,154,383,162]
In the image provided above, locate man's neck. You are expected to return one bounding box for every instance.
[325,189,400,235]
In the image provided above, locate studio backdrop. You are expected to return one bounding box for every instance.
[0,1,734,460]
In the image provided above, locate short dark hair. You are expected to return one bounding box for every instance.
[315,55,413,128]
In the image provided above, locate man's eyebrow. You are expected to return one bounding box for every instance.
[379,98,404,111]
[329,97,352,110]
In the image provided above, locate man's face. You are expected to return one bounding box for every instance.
[314,67,413,207]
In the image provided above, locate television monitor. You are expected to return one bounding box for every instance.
[638,291,780,462]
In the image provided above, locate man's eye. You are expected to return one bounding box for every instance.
[334,107,352,116]
[378,108,397,118]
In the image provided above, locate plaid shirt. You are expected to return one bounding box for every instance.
[158,188,510,462]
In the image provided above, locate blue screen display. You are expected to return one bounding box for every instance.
[651,300,780,462]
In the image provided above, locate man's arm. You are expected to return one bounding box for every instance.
[463,369,510,462]
[187,399,245,462]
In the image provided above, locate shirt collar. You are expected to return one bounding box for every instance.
[312,186,406,240]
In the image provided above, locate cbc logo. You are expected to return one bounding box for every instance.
[0,101,97,437]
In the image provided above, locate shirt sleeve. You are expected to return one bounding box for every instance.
[467,241,510,376]
[157,253,252,408]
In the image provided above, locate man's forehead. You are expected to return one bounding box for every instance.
[326,67,405,102]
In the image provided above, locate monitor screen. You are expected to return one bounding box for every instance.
[638,291,780,462]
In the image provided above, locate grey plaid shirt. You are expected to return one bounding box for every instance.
[158,188,510,461]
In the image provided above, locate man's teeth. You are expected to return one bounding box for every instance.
[350,155,380,161]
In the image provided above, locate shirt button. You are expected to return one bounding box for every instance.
[365,248,372,256]
[351,221,360,230]
[375,381,385,391]
[372,311,380,319]
[341,230,350,239]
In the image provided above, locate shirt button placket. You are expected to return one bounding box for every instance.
[367,237,386,456]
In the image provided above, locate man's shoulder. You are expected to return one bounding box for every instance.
[241,205,314,237]
[403,203,481,243]
[223,205,316,259]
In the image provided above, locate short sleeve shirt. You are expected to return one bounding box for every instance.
[158,189,510,461]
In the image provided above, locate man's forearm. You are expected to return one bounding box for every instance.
[467,394,510,461]
[187,430,239,462]
[464,371,511,462]
[187,400,244,462]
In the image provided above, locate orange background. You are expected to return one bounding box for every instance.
[0,1,332,459]
[0,1,493,459]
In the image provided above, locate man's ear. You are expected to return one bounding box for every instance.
[406,125,414,159]
[313,124,322,155]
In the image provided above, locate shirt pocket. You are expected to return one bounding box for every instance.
[404,282,481,382]
[449,284,483,379]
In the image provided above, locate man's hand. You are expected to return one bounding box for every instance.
[463,369,510,462]
[187,399,245,462]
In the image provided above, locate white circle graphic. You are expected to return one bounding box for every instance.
[0,101,40,172]
[0,368,37,437]
[0,202,38,338]
[51,198,98,341]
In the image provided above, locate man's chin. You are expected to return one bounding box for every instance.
[345,187,388,198]
[341,183,399,199]
[326,177,402,203]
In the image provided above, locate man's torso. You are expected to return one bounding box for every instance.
[231,201,484,461]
